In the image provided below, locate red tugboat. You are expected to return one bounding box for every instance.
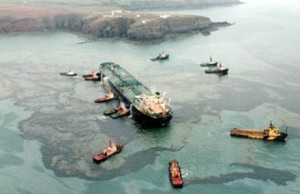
[94,90,115,103]
[169,159,184,188]
[103,102,130,119]
[93,140,124,163]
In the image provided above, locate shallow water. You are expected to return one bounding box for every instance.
[1,0,300,193]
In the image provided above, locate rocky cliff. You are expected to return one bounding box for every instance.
[127,15,213,41]
[0,6,231,42]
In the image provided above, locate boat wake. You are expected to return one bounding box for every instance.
[181,169,192,178]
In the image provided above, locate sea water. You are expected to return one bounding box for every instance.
[1,0,300,193]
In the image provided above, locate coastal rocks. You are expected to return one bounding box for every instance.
[127,15,212,41]
[0,6,231,41]
[0,18,41,33]
[0,13,84,33]
[82,17,135,38]
[82,13,230,41]
[49,14,84,31]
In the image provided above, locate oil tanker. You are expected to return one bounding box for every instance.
[99,62,173,126]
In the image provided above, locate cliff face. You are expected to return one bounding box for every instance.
[0,14,84,33]
[0,6,230,41]
[127,15,212,41]
[81,16,135,38]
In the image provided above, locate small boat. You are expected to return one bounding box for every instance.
[94,96,114,103]
[110,109,130,119]
[169,159,184,188]
[205,66,229,74]
[95,91,114,103]
[103,102,130,119]
[230,122,288,141]
[151,52,169,61]
[83,71,101,81]
[200,61,218,67]
[93,140,124,163]
[60,71,77,76]
[82,72,100,78]
[103,109,118,116]
[84,76,100,81]
[200,57,218,67]
[110,102,130,119]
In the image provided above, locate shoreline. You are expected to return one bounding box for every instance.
[0,4,232,42]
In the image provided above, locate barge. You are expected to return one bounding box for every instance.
[230,122,288,141]
[99,62,173,126]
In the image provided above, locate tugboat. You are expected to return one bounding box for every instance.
[230,122,288,141]
[169,159,184,188]
[83,70,101,81]
[99,62,173,126]
[205,63,228,74]
[200,56,218,67]
[151,51,169,61]
[94,89,115,103]
[93,140,124,163]
[103,102,130,119]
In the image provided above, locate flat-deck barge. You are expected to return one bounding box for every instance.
[230,122,287,141]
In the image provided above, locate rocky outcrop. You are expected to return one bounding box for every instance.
[0,18,41,33]
[127,15,212,41]
[81,16,135,38]
[0,14,84,33]
[0,7,231,41]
